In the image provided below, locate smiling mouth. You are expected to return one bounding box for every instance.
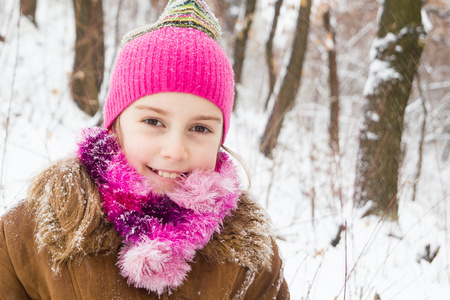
[149,167,188,179]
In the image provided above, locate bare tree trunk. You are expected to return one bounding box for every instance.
[264,0,284,110]
[260,0,313,158]
[323,9,339,152]
[20,0,37,26]
[232,0,258,107]
[71,0,104,117]
[354,0,426,219]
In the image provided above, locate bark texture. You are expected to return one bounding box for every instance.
[354,0,426,219]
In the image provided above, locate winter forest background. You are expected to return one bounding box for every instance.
[1,0,450,299]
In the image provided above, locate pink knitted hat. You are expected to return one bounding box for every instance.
[103,0,234,142]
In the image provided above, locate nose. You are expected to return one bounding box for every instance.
[160,131,189,161]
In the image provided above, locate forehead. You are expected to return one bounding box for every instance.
[128,92,223,118]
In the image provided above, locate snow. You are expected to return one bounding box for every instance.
[363,29,407,97]
[422,9,433,34]
[1,0,450,299]
[369,111,380,122]
[366,132,379,140]
[363,58,402,96]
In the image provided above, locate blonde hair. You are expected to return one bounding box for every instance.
[28,158,121,270]
[222,145,252,192]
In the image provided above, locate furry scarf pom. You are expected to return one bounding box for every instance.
[76,127,241,295]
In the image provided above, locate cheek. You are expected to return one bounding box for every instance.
[193,145,219,171]
[121,135,153,169]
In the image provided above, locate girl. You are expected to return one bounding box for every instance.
[0,0,289,298]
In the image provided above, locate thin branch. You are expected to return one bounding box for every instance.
[289,254,309,288]
[0,17,21,208]
[412,72,427,201]
[305,256,324,300]
[339,180,408,297]
[344,220,348,300]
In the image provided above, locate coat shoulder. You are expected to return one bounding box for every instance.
[198,192,275,271]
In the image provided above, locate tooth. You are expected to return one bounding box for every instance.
[156,170,179,179]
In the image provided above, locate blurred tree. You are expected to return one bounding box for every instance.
[151,0,166,19]
[354,0,426,219]
[212,0,241,34]
[323,8,339,152]
[20,0,37,26]
[260,0,313,158]
[71,0,104,117]
[232,0,257,107]
[264,0,284,110]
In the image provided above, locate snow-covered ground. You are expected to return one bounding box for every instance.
[1,0,449,299]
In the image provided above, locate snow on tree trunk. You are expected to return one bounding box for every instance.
[70,0,104,117]
[260,0,313,158]
[354,0,426,219]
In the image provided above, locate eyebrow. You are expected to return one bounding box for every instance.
[193,115,222,123]
[134,105,222,123]
[134,105,167,115]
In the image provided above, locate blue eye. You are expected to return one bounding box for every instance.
[144,119,163,126]
[191,125,211,133]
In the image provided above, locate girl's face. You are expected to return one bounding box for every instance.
[115,92,223,194]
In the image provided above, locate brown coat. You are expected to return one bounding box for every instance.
[0,159,289,299]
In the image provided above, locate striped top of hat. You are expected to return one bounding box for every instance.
[122,0,222,45]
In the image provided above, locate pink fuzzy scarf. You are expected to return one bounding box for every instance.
[76,127,241,295]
